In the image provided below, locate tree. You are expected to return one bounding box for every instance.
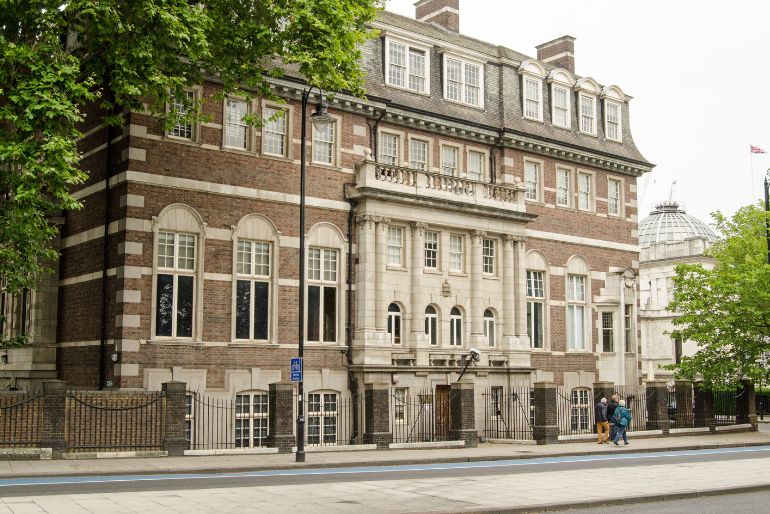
[0,0,382,344]
[666,204,770,388]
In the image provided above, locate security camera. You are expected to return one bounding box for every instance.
[469,348,480,362]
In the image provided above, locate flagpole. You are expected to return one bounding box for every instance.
[751,152,756,203]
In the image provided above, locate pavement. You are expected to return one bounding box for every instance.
[1,430,768,479]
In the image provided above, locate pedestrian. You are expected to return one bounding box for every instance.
[594,397,609,444]
[612,399,632,446]
[607,394,619,441]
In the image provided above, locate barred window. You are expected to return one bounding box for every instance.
[307,392,338,445]
[570,388,591,431]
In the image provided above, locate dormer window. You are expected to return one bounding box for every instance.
[523,77,543,121]
[602,86,626,143]
[552,85,570,128]
[443,54,483,108]
[385,37,430,94]
[579,94,596,135]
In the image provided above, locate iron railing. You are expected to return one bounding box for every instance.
[391,389,453,443]
[757,393,770,421]
[65,390,166,452]
[482,387,534,440]
[714,390,738,426]
[556,387,593,436]
[613,386,649,432]
[300,393,362,446]
[0,391,43,448]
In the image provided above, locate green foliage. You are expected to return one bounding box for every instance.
[0,0,381,299]
[666,204,770,388]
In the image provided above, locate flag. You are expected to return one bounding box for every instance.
[751,145,766,154]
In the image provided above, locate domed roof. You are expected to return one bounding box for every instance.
[638,201,717,248]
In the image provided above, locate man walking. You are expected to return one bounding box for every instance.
[607,394,619,442]
[594,397,609,444]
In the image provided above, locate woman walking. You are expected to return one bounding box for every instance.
[612,399,632,446]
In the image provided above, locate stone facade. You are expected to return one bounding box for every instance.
[10,5,653,442]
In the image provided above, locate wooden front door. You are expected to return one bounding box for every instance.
[435,385,451,439]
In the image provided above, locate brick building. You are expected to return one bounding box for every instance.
[1,1,652,441]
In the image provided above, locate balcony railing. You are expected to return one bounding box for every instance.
[354,160,525,211]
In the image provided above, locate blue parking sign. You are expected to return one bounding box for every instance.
[290,357,303,382]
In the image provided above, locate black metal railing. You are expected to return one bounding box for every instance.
[613,386,648,432]
[65,391,166,452]
[391,389,453,443]
[757,393,770,420]
[714,390,738,426]
[556,388,593,436]
[300,393,361,446]
[482,387,534,440]
[0,391,43,448]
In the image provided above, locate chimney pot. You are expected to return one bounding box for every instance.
[535,35,576,73]
[415,0,460,32]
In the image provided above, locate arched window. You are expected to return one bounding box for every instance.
[235,390,269,448]
[387,303,402,345]
[450,306,463,346]
[424,305,438,346]
[570,388,591,432]
[483,309,495,347]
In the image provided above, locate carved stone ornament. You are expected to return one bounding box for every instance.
[355,214,377,230]
[410,221,427,235]
[469,229,487,242]
[442,280,452,297]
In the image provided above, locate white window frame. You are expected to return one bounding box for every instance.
[307,392,338,445]
[223,97,253,151]
[425,305,438,346]
[570,388,591,432]
[235,391,269,448]
[384,37,431,95]
[311,116,338,166]
[579,93,597,136]
[393,388,408,423]
[440,144,460,177]
[449,306,463,346]
[155,231,197,340]
[601,311,614,353]
[307,247,338,343]
[449,234,464,273]
[424,230,439,269]
[234,240,271,342]
[526,270,545,349]
[379,131,400,166]
[167,88,200,142]
[556,167,572,208]
[387,226,404,267]
[466,148,486,182]
[261,103,291,158]
[577,171,594,212]
[483,309,496,347]
[442,53,485,108]
[566,274,587,351]
[523,76,543,121]
[387,303,402,345]
[409,137,430,171]
[482,238,496,275]
[551,83,571,129]
[607,178,623,217]
[604,100,622,142]
[524,160,542,202]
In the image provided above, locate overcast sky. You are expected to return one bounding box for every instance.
[385,0,770,225]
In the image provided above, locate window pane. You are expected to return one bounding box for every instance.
[308,248,321,281]
[254,242,270,276]
[524,162,539,200]
[263,107,287,156]
[323,249,338,282]
[254,281,269,340]
[441,146,457,176]
[312,123,334,164]
[408,49,426,92]
[410,139,428,170]
[379,133,398,165]
[176,275,194,338]
[323,287,336,342]
[177,234,195,270]
[446,58,462,101]
[156,274,173,337]
[235,280,251,339]
[225,99,248,149]
[388,41,406,87]
[308,285,320,342]
[467,151,484,181]
[237,241,252,275]
[158,232,175,268]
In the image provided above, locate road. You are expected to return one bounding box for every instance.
[2,446,770,512]
[557,490,770,513]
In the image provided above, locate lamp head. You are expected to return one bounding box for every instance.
[310,97,335,130]
[469,348,480,362]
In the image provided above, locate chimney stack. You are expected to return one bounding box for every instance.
[535,36,576,73]
[415,0,460,32]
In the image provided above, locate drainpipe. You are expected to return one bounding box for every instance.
[368,107,388,162]
[98,86,115,390]
[345,193,358,443]
[489,129,505,184]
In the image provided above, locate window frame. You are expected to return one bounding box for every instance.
[526,270,545,350]
[222,97,254,152]
[307,391,339,445]
[577,171,594,212]
[387,226,404,268]
[440,143,461,177]
[408,137,430,171]
[556,166,573,208]
[625,304,633,353]
[579,93,598,136]
[449,233,465,273]
[604,99,622,142]
[570,388,591,432]
[166,87,201,142]
[235,391,269,448]
[387,303,402,345]
[384,36,431,95]
[307,247,339,344]
[424,305,439,346]
[601,311,614,353]
[607,177,623,217]
[442,53,485,108]
[154,231,198,340]
[524,159,543,202]
[424,230,439,269]
[234,240,272,342]
[465,147,487,182]
[379,131,401,166]
[482,238,496,276]
[261,102,292,159]
[449,306,463,346]
[483,309,496,348]
[551,83,571,129]
[523,75,544,121]
[566,274,587,351]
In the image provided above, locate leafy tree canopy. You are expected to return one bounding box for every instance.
[666,204,770,388]
[0,0,382,297]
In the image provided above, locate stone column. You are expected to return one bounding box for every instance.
[409,222,427,346]
[355,215,377,336]
[645,380,670,434]
[501,234,516,349]
[267,381,296,453]
[469,230,485,345]
[40,380,67,457]
[532,382,559,445]
[593,381,615,404]
[693,381,715,431]
[674,379,693,428]
[162,381,188,456]
[736,378,757,429]
[364,383,393,448]
[374,217,390,332]
[513,237,528,343]
[449,381,478,447]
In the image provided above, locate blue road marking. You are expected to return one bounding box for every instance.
[1,446,769,488]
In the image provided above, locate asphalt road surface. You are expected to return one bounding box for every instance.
[557,489,770,513]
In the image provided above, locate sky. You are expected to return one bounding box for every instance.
[384,0,770,225]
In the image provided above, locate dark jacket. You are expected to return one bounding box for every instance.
[594,401,608,422]
[607,400,619,422]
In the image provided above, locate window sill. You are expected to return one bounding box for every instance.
[442,96,485,112]
[424,268,442,275]
[386,265,408,272]
[259,152,293,163]
[448,271,468,278]
[229,340,277,346]
[221,145,257,156]
[522,115,544,124]
[385,82,431,97]
[149,339,202,346]
[482,274,500,281]
[163,135,202,147]
[552,123,572,131]
[310,161,341,171]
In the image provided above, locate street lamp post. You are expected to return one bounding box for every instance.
[296,88,335,463]
[764,170,770,266]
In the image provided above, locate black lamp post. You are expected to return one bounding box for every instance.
[296,88,335,463]
[764,170,770,266]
